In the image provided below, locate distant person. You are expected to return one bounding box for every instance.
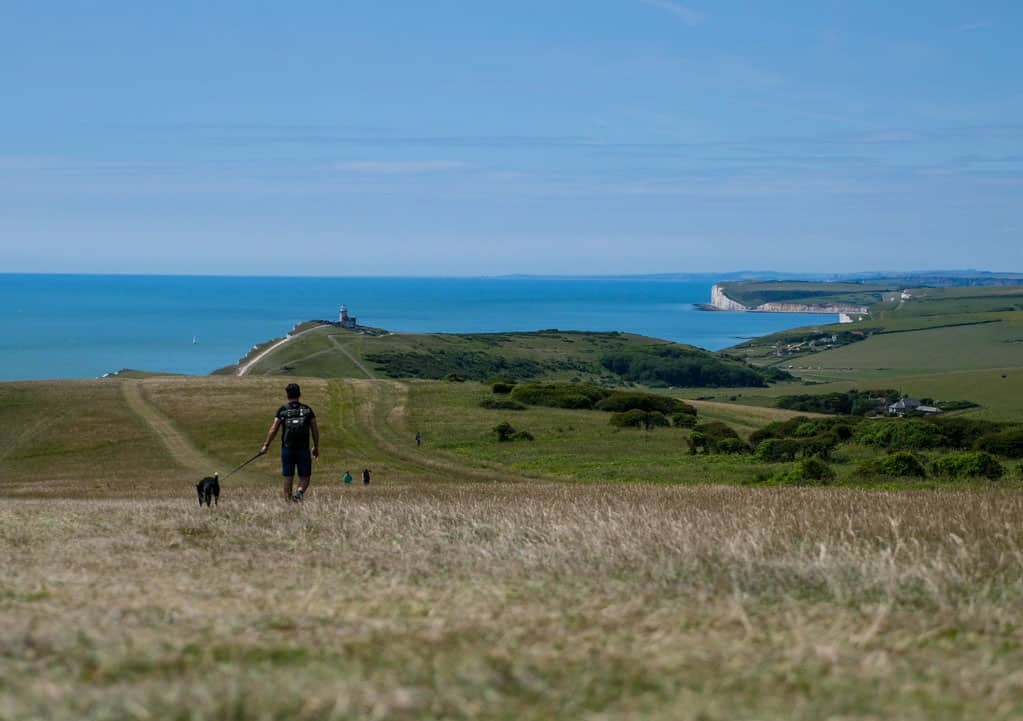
[362,468,371,485]
[342,470,353,485]
[259,382,320,502]
[415,431,422,447]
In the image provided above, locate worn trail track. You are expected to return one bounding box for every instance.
[120,375,537,487]
[120,379,218,476]
[338,379,537,484]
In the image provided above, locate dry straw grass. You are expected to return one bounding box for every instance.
[4,482,1023,720]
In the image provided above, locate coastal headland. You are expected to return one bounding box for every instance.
[704,283,870,314]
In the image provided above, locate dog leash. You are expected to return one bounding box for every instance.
[223,452,264,479]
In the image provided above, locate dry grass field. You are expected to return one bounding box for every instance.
[3,376,1023,719]
[5,484,1023,720]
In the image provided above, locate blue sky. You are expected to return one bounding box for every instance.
[2,0,1021,276]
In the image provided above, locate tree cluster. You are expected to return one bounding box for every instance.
[600,345,788,388]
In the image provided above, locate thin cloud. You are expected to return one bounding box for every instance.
[857,130,921,144]
[0,155,180,177]
[957,20,991,32]
[331,160,470,174]
[214,132,592,151]
[639,0,705,26]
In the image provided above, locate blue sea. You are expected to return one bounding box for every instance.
[0,274,838,381]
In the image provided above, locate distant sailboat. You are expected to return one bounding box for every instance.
[192,335,198,345]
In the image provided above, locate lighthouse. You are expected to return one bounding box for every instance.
[338,305,358,328]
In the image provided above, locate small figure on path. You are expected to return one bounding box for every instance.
[415,431,422,447]
[342,470,353,485]
[362,468,371,485]
[259,382,320,502]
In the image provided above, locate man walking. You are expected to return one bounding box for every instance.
[259,382,320,502]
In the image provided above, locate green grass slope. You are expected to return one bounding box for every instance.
[4,374,1019,497]
[228,325,783,387]
[0,375,811,495]
[719,275,1023,310]
[718,280,896,308]
[719,285,1023,420]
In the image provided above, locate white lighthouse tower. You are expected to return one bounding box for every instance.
[338,305,357,328]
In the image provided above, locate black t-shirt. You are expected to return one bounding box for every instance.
[276,401,315,449]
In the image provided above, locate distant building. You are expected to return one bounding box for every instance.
[888,397,920,415]
[887,397,942,416]
[338,305,358,329]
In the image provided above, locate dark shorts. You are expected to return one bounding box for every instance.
[281,447,313,478]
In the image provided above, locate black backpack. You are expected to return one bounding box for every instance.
[281,404,313,449]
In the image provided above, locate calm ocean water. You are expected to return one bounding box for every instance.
[0,274,838,381]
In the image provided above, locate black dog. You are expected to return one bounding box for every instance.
[196,472,220,507]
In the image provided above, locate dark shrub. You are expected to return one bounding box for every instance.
[974,428,1023,458]
[793,421,820,438]
[671,412,698,428]
[855,419,945,451]
[800,432,839,460]
[365,349,546,381]
[750,417,853,456]
[688,422,742,454]
[755,438,801,462]
[493,422,516,442]
[600,345,775,387]
[510,382,610,410]
[797,457,836,484]
[716,437,751,454]
[693,421,740,440]
[749,416,825,445]
[928,417,999,449]
[610,409,670,430]
[479,398,527,411]
[611,409,646,429]
[445,372,465,382]
[777,389,898,416]
[832,423,855,441]
[595,391,695,415]
[493,421,534,442]
[767,457,836,486]
[748,428,776,447]
[856,452,928,478]
[491,382,515,395]
[932,451,1005,480]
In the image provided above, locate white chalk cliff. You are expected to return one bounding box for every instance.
[709,285,869,314]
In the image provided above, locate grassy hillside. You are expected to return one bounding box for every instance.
[718,275,1023,309]
[721,285,1023,420]
[4,373,1023,720]
[3,375,1020,499]
[225,326,785,388]
[718,280,897,308]
[0,376,810,495]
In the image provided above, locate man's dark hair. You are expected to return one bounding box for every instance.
[285,383,301,399]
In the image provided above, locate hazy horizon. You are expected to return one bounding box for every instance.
[2,268,1020,281]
